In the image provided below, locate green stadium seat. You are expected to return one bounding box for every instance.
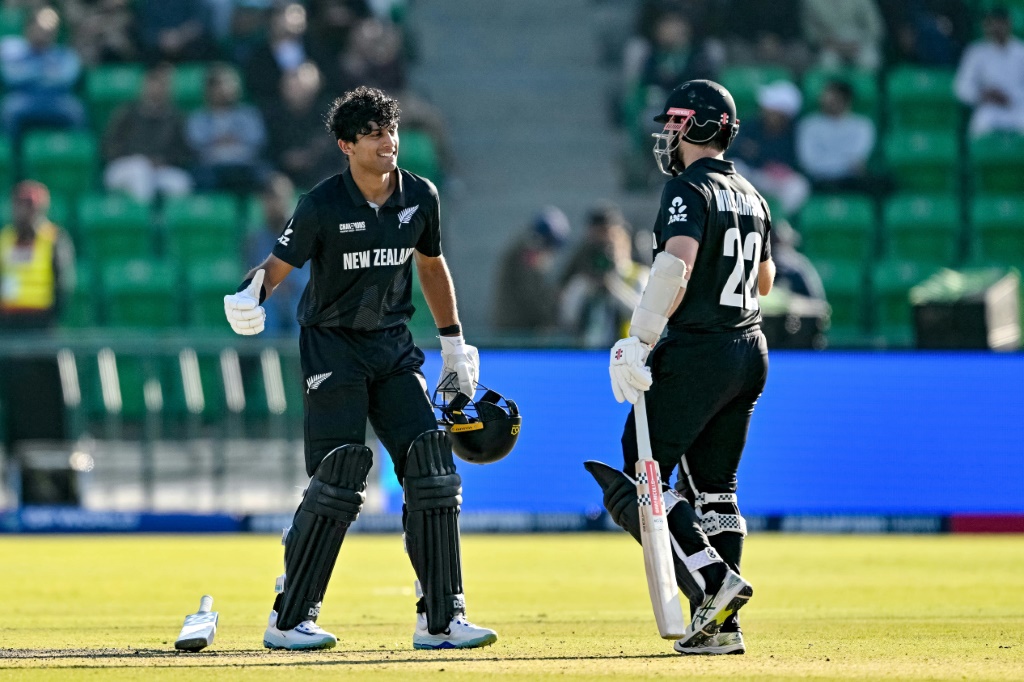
[719,66,795,117]
[971,196,1024,265]
[22,131,98,197]
[399,130,441,182]
[0,138,12,191]
[798,195,876,262]
[61,260,98,328]
[0,6,23,37]
[85,64,145,132]
[969,133,1024,194]
[184,258,240,330]
[101,258,179,328]
[78,193,152,263]
[802,68,879,120]
[815,258,868,335]
[886,67,959,131]
[872,259,941,345]
[883,194,961,264]
[163,194,239,259]
[884,131,958,192]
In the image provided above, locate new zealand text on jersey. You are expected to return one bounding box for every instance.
[342,247,416,270]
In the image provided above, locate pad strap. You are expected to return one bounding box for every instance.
[700,510,747,536]
[695,492,737,508]
[682,545,722,573]
[629,251,687,345]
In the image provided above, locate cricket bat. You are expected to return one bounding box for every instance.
[634,395,687,639]
[174,595,218,652]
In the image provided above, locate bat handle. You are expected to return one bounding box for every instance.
[199,595,214,613]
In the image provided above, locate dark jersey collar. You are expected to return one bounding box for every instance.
[340,168,409,208]
[684,157,735,175]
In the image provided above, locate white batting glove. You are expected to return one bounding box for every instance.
[224,269,266,336]
[437,335,479,399]
[609,336,652,404]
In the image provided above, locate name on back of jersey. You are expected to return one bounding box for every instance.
[343,247,415,270]
[714,189,765,220]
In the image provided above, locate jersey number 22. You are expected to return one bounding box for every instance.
[719,227,761,311]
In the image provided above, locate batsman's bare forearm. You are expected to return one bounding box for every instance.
[244,254,293,300]
[758,258,775,296]
[415,252,460,330]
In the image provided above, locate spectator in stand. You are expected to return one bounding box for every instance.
[0,7,86,145]
[796,79,876,192]
[879,0,972,67]
[103,64,193,203]
[244,173,308,337]
[801,0,885,71]
[330,17,406,93]
[724,0,811,72]
[264,61,338,191]
[954,6,1024,138]
[559,207,649,349]
[493,207,571,336]
[242,2,310,108]
[770,218,825,301]
[61,0,138,66]
[136,0,219,63]
[639,10,721,94]
[307,0,371,63]
[731,80,810,215]
[186,64,270,193]
[0,181,75,330]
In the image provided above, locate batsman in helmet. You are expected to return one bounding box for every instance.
[223,86,498,651]
[588,80,776,655]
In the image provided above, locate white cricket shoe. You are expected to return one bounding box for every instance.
[412,612,498,650]
[263,610,337,650]
[674,630,745,655]
[675,570,753,650]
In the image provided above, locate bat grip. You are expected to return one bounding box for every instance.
[199,595,214,613]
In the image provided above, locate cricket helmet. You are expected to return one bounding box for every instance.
[433,386,521,464]
[652,79,740,175]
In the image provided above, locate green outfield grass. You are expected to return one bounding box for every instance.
[1,533,1022,680]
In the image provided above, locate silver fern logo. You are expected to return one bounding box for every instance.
[397,205,419,227]
[306,372,332,393]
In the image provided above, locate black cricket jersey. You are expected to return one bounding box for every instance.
[653,157,772,334]
[272,168,441,330]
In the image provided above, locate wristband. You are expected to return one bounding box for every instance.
[437,324,461,336]
[237,277,267,304]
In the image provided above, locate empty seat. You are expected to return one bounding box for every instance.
[22,131,97,197]
[799,195,876,262]
[101,258,179,328]
[184,258,241,330]
[61,260,98,328]
[399,130,441,182]
[886,67,959,131]
[163,193,239,259]
[969,133,1024,194]
[78,193,152,263]
[815,258,867,334]
[719,66,795,116]
[884,131,958,192]
[971,196,1024,265]
[872,259,941,344]
[882,194,960,264]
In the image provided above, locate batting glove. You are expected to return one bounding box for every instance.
[609,336,652,404]
[224,269,266,336]
[437,334,479,400]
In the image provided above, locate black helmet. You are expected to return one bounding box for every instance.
[433,386,521,464]
[652,79,740,175]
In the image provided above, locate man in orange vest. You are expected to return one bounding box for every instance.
[0,180,75,330]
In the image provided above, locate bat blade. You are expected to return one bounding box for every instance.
[175,595,218,652]
[634,395,687,640]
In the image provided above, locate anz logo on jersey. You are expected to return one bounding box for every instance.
[667,196,687,224]
[342,247,415,270]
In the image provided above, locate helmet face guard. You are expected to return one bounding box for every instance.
[652,107,695,176]
[433,385,522,465]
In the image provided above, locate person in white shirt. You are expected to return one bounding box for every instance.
[954,6,1024,138]
[796,79,876,190]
